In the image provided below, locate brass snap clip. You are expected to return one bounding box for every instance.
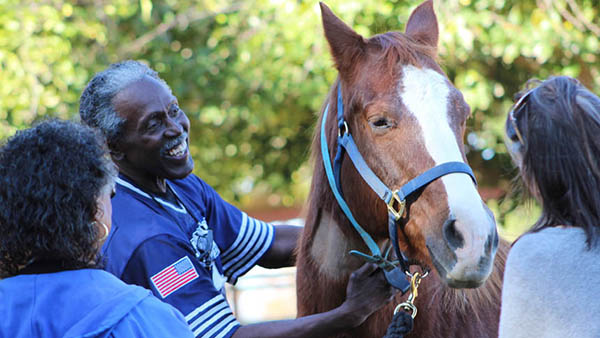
[393,271,423,319]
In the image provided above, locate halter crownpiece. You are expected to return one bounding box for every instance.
[320,83,477,293]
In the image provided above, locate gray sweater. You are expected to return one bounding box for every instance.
[499,227,600,338]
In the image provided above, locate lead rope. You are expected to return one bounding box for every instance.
[383,272,425,338]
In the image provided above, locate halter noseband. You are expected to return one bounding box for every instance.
[320,84,477,293]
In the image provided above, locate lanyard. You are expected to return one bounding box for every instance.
[148,184,215,270]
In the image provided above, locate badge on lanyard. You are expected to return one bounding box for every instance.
[190,218,219,270]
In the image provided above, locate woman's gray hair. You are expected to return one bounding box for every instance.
[78,60,171,147]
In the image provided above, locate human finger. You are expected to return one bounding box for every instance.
[355,262,379,276]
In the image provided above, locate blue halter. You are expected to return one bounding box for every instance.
[320,84,477,293]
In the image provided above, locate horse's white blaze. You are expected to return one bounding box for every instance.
[399,65,493,278]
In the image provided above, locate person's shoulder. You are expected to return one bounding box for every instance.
[507,227,588,277]
[171,173,206,188]
[124,291,195,337]
[169,173,210,196]
[102,232,187,278]
[66,269,149,295]
[170,174,226,209]
[136,294,185,316]
[511,227,586,258]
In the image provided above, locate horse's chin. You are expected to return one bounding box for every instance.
[427,247,492,289]
[445,277,486,289]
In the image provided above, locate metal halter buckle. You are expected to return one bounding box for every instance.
[387,190,406,221]
[337,121,349,137]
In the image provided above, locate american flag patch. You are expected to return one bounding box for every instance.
[150,256,199,298]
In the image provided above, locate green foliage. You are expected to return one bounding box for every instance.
[2,0,599,235]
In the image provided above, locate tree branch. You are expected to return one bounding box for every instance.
[548,0,585,31]
[117,3,244,58]
[565,0,600,37]
[537,0,577,42]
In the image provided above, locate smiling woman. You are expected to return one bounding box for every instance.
[79,61,195,196]
[110,75,195,193]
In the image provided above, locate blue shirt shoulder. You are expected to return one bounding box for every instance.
[0,269,193,338]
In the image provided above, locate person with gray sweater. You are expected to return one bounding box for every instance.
[500,76,600,338]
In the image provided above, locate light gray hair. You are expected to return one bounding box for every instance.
[78,60,171,147]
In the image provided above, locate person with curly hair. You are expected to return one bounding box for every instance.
[500,76,600,337]
[0,119,194,337]
[79,60,397,338]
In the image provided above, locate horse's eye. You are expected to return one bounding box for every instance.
[369,117,391,129]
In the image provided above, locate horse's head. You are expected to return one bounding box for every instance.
[319,0,498,288]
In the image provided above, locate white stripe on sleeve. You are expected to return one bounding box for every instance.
[220,213,249,266]
[228,221,274,281]
[184,294,240,338]
[185,294,221,322]
[223,218,274,282]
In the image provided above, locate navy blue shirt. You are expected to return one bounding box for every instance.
[102,174,275,338]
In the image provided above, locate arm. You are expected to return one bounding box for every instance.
[232,263,397,338]
[257,225,302,268]
[198,177,299,273]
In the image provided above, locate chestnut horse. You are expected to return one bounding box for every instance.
[296,1,508,337]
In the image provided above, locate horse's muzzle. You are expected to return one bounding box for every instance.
[426,216,498,288]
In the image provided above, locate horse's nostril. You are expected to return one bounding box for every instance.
[485,228,499,255]
[443,217,464,250]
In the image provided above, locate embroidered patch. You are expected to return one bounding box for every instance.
[150,256,199,298]
[190,217,220,268]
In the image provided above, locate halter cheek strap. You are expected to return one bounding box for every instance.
[321,84,477,293]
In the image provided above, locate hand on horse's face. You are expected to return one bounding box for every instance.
[341,263,398,327]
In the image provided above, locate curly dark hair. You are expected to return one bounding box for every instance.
[506,76,600,247]
[0,119,116,277]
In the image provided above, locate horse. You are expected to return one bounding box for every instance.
[295,1,509,337]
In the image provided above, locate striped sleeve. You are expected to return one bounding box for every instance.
[220,213,274,283]
[185,293,240,338]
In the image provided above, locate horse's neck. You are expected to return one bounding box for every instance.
[305,160,387,280]
[307,208,369,280]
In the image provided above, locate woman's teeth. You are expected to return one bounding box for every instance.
[167,140,186,157]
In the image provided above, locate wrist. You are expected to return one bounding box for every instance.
[336,301,367,328]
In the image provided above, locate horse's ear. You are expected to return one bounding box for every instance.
[405,0,439,48]
[320,2,366,75]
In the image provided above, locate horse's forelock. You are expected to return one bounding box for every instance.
[368,31,437,72]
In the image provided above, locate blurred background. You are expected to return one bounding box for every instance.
[2,0,598,323]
